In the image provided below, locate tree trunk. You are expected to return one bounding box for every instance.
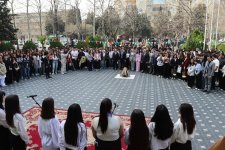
[27,0,31,40]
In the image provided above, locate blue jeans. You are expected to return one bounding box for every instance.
[52,60,58,74]
[23,67,30,79]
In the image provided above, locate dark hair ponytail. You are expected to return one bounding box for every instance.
[179,103,196,134]
[5,95,21,127]
[98,98,112,134]
[64,103,84,146]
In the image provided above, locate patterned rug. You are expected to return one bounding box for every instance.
[24,107,150,150]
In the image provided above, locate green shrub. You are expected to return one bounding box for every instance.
[23,41,37,50]
[0,42,15,52]
[50,41,63,49]
[76,41,89,49]
[217,44,225,52]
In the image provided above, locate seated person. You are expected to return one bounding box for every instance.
[121,67,129,77]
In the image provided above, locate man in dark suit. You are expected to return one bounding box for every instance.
[112,49,119,70]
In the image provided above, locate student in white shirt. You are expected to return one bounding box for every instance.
[194,60,202,90]
[92,98,124,150]
[5,95,29,150]
[38,97,60,150]
[187,59,195,88]
[148,104,174,150]
[59,103,87,150]
[212,54,220,89]
[170,103,196,150]
[0,91,11,150]
[124,109,150,150]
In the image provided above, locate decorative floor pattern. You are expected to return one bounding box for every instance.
[1,69,225,150]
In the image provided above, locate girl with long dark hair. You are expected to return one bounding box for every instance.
[59,103,87,150]
[125,109,150,150]
[5,95,29,150]
[91,98,124,150]
[0,91,11,150]
[38,97,60,150]
[148,104,173,150]
[170,103,196,150]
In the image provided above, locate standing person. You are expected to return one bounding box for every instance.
[157,53,164,77]
[136,49,141,72]
[130,49,136,71]
[5,95,29,150]
[187,59,195,88]
[142,50,150,73]
[170,103,196,150]
[0,91,11,150]
[71,48,79,71]
[87,50,93,71]
[59,103,87,150]
[33,53,39,76]
[112,49,119,70]
[0,56,7,87]
[61,50,68,75]
[93,50,101,70]
[48,52,53,74]
[12,57,20,83]
[42,52,51,79]
[91,98,124,150]
[52,51,59,74]
[4,55,13,85]
[163,53,171,78]
[148,104,174,150]
[124,109,150,150]
[195,60,202,90]
[212,54,220,90]
[170,54,178,78]
[38,97,60,150]
[203,55,215,93]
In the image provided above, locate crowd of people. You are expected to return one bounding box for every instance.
[0,46,224,93]
[0,92,198,150]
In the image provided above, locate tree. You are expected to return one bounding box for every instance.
[191,4,206,31]
[45,12,65,35]
[182,29,204,50]
[103,6,121,38]
[85,12,94,25]
[67,8,82,25]
[32,0,44,35]
[23,41,37,50]
[0,0,18,40]
[121,6,151,39]
[0,42,15,52]
[37,35,46,48]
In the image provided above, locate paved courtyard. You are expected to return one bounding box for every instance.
[1,69,225,150]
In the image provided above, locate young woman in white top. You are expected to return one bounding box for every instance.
[38,97,60,150]
[5,95,29,150]
[170,103,196,150]
[187,59,196,88]
[91,98,124,150]
[59,103,87,150]
[124,109,150,150]
[0,91,11,150]
[148,104,174,150]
